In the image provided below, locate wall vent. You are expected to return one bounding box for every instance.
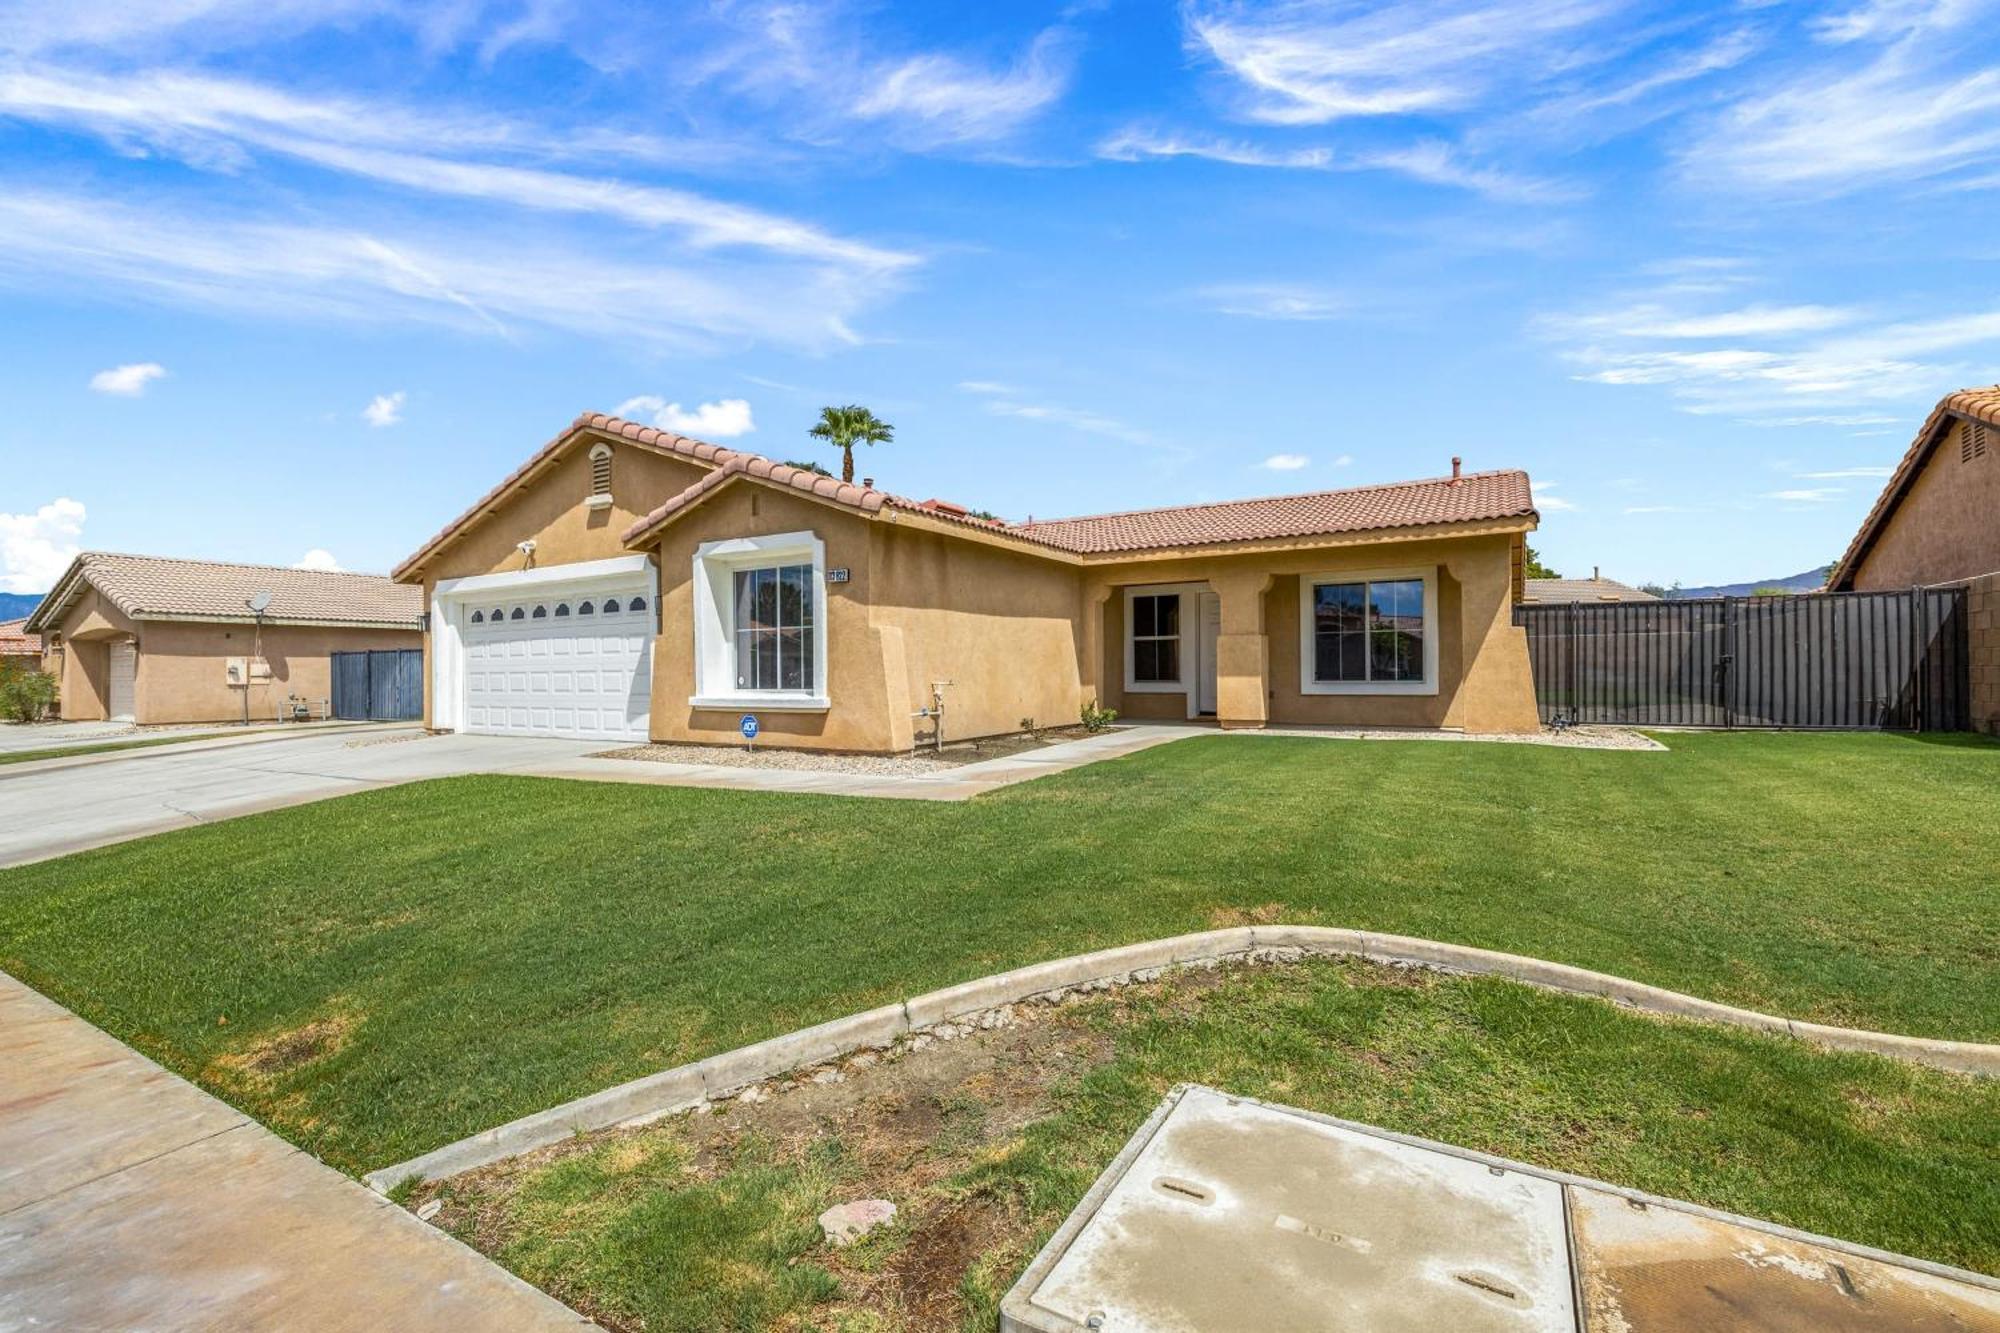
[1962,420,1989,464]
[589,442,613,495]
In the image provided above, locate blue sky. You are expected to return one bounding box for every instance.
[3,0,1998,593]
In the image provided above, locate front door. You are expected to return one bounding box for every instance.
[1198,591,1220,716]
[108,640,137,722]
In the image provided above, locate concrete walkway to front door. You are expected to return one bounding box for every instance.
[0,969,591,1331]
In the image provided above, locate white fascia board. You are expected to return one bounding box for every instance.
[433,554,652,598]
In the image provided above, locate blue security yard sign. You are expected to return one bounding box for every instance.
[740,714,760,741]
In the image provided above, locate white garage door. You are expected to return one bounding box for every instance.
[462,587,653,741]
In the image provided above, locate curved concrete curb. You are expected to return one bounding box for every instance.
[363,926,1999,1193]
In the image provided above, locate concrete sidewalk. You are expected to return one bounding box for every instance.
[0,969,589,1331]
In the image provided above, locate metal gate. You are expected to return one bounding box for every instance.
[1514,587,1969,731]
[332,649,424,721]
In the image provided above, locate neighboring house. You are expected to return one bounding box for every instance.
[0,618,39,669]
[393,413,1544,751]
[1829,385,2000,591]
[24,554,422,724]
[1522,570,1659,604]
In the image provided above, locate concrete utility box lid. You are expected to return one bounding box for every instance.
[1006,1085,1572,1332]
[1001,1085,2000,1333]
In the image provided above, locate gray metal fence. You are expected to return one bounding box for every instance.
[332,649,424,721]
[1514,587,1969,731]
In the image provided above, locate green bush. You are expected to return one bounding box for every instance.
[1080,699,1118,732]
[0,661,58,722]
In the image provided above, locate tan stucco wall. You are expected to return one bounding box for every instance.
[131,622,418,724]
[1085,532,1540,734]
[1969,570,2000,736]
[1850,419,2000,590]
[639,484,1086,752]
[45,587,138,720]
[408,438,710,726]
[42,587,415,724]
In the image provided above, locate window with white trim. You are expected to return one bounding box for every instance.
[1299,569,1437,695]
[690,530,829,710]
[733,564,815,691]
[1130,593,1181,683]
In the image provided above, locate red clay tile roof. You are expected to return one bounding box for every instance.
[412,411,1538,572]
[24,553,422,633]
[1007,469,1536,554]
[1829,385,2000,590]
[0,617,37,657]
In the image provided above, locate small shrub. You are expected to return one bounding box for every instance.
[0,661,57,722]
[1080,699,1117,732]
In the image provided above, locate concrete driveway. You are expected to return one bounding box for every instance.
[0,730,602,867]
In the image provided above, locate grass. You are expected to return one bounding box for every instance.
[427,958,2000,1331]
[0,730,1995,1177]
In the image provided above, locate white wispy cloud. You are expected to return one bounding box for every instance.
[985,399,1155,447]
[1200,283,1345,321]
[362,391,405,427]
[0,496,84,593]
[0,67,915,272]
[88,361,165,395]
[852,28,1073,146]
[613,395,756,439]
[1098,128,1334,169]
[0,188,896,352]
[1541,269,2000,415]
[1183,0,1622,125]
[1763,487,1843,502]
[957,379,1020,396]
[1682,0,2000,194]
[292,547,343,571]
[1623,504,1696,514]
[1798,465,1895,478]
[1098,126,1566,200]
[1261,453,1311,470]
[1531,480,1578,511]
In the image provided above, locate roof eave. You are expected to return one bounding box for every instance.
[1069,514,1537,565]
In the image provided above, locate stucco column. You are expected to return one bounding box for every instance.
[1212,570,1273,730]
[1080,581,1112,715]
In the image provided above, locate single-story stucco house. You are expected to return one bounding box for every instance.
[1829,385,2000,591]
[392,413,1543,751]
[25,554,422,724]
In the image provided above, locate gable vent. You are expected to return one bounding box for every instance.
[589,442,613,495]
[1962,420,1990,464]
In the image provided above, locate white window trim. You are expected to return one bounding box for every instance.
[690,529,830,713]
[1124,583,1207,718]
[1297,565,1440,697]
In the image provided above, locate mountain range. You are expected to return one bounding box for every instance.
[0,592,47,620]
[1667,567,1833,599]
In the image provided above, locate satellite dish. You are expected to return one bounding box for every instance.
[248,591,273,614]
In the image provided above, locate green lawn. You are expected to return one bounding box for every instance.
[1,731,1995,1177]
[432,959,2000,1331]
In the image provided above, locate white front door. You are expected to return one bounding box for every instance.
[1198,591,1220,715]
[108,640,137,722]
[461,584,653,741]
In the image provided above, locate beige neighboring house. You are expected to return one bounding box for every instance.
[1829,385,2000,591]
[25,554,422,725]
[1522,570,1660,604]
[392,412,1545,752]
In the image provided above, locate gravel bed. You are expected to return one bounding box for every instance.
[1257,724,1662,750]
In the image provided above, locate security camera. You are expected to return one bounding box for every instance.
[517,540,537,555]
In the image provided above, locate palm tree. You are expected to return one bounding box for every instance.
[808,405,893,485]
